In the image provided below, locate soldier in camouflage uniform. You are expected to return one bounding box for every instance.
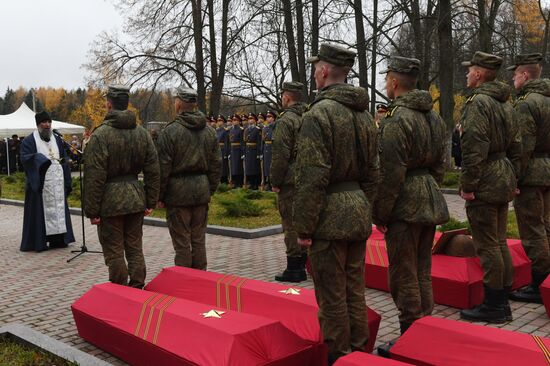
[244,113,262,190]
[157,88,221,269]
[293,43,379,364]
[507,53,550,303]
[84,85,160,289]
[216,115,230,184]
[261,111,275,191]
[271,81,308,282]
[373,57,449,355]
[229,115,244,188]
[459,52,522,323]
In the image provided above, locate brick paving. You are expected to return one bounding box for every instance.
[0,195,545,365]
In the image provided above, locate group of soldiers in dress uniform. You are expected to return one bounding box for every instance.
[211,111,277,190]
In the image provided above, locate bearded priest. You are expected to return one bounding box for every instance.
[20,111,75,252]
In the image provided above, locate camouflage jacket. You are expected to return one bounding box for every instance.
[373,90,449,226]
[460,81,521,203]
[293,83,379,241]
[157,111,221,207]
[83,110,160,218]
[270,102,307,188]
[514,79,550,187]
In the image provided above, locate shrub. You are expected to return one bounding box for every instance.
[218,195,264,217]
[216,183,231,193]
[243,189,263,200]
[438,217,470,232]
[442,171,459,188]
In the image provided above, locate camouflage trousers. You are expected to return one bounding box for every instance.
[466,201,513,289]
[277,187,306,258]
[514,186,550,275]
[386,222,435,326]
[309,239,369,358]
[166,205,208,270]
[97,212,146,289]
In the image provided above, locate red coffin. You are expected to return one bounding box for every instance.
[72,283,316,366]
[364,229,531,308]
[145,267,382,355]
[540,276,550,317]
[334,351,413,365]
[391,316,550,366]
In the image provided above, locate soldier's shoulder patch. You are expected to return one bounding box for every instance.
[385,106,399,118]
[255,125,261,130]
[519,92,531,101]
[466,94,478,104]
[279,111,286,117]
[239,126,244,130]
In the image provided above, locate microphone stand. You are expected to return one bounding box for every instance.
[51,131,102,263]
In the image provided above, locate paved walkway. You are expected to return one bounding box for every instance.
[0,197,540,366]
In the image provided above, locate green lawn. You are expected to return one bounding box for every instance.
[437,211,519,239]
[0,174,281,229]
[442,171,460,188]
[0,337,77,366]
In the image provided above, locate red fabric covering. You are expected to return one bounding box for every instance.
[72,283,316,366]
[391,316,550,366]
[540,276,550,317]
[364,228,532,308]
[145,267,382,355]
[334,352,413,365]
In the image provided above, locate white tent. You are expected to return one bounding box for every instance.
[0,103,85,138]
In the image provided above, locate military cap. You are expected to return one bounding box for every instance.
[282,81,304,92]
[266,110,277,118]
[379,56,421,74]
[175,87,198,102]
[231,114,240,120]
[248,112,257,120]
[461,51,503,70]
[106,84,130,99]
[306,43,356,67]
[258,112,266,119]
[35,111,52,125]
[506,53,544,71]
[217,114,226,123]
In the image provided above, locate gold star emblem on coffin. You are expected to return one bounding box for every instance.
[278,288,301,295]
[201,310,226,318]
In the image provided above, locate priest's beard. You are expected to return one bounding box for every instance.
[38,127,52,142]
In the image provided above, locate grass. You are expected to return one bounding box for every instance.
[438,211,519,239]
[442,171,460,188]
[0,337,78,366]
[0,174,281,229]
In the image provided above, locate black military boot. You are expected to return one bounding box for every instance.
[460,286,507,324]
[377,321,410,358]
[509,271,548,304]
[274,256,307,282]
[503,286,513,321]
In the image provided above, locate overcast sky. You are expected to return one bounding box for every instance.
[0,0,122,93]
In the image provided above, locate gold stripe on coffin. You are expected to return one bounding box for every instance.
[215,273,249,312]
[143,295,169,340]
[134,293,162,336]
[152,296,177,345]
[533,335,550,365]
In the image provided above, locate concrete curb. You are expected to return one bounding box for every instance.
[0,323,112,366]
[0,198,282,239]
[441,188,459,194]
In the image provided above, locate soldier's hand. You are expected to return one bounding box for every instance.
[144,208,153,216]
[298,238,312,247]
[90,217,101,225]
[157,201,165,208]
[376,225,387,233]
[460,190,475,201]
[272,186,280,193]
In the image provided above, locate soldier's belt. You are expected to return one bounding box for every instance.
[533,152,550,159]
[106,174,138,183]
[487,152,506,162]
[170,172,206,178]
[326,181,360,194]
[406,168,430,177]
[246,143,257,147]
[264,141,273,145]
[231,143,241,146]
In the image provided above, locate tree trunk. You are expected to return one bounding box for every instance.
[207,0,218,115]
[309,0,319,100]
[370,0,378,113]
[282,0,300,81]
[295,0,308,96]
[353,0,369,89]
[191,0,206,111]
[208,0,229,116]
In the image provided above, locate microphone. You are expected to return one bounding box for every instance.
[52,129,63,137]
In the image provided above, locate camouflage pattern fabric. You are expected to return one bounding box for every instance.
[373,89,449,327]
[156,111,221,207]
[270,102,307,188]
[293,83,379,358]
[98,212,146,288]
[460,81,521,290]
[83,110,160,218]
[513,79,550,274]
[277,187,305,257]
[166,205,208,269]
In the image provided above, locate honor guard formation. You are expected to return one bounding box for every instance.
[11,42,550,366]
